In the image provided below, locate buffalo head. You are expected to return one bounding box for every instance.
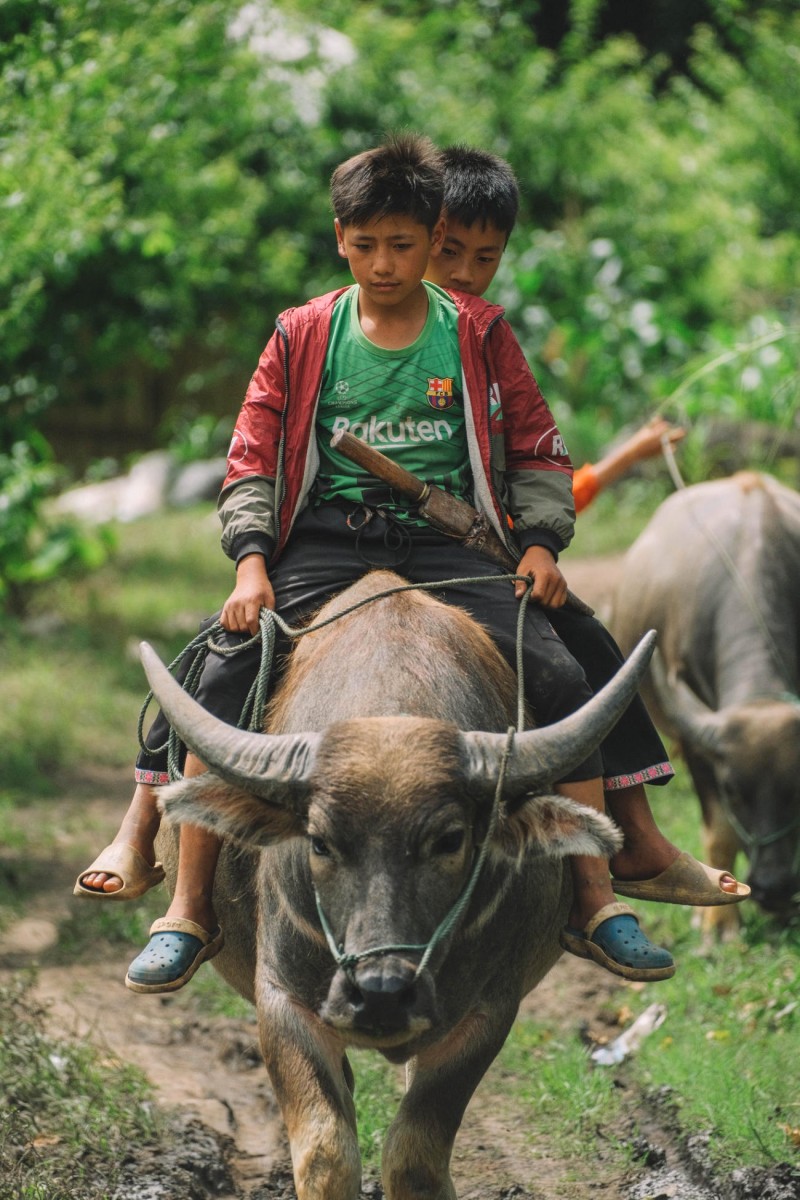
[651,653,800,914]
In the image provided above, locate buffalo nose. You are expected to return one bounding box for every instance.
[321,956,437,1035]
[349,959,418,1026]
[747,877,799,913]
[357,964,415,998]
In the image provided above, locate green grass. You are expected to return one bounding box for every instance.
[52,886,168,964]
[182,963,255,1021]
[620,771,800,1174]
[350,1051,405,1171]
[0,973,161,1199]
[492,1021,629,1177]
[1,504,229,793]
[491,764,798,1178]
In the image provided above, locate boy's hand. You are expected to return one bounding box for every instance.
[626,416,685,464]
[220,553,275,635]
[514,545,568,607]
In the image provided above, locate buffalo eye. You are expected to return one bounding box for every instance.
[309,835,330,858]
[433,830,465,856]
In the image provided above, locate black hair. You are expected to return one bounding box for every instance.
[330,132,444,232]
[440,145,519,238]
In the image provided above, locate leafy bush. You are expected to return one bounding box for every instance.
[0,433,114,618]
[312,0,800,464]
[0,0,331,448]
[2,0,798,501]
[160,409,234,465]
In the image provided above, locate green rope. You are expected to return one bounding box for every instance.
[136,624,221,779]
[315,725,515,980]
[140,571,538,972]
[138,572,538,780]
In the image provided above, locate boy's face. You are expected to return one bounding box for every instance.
[425,216,506,298]
[336,214,445,311]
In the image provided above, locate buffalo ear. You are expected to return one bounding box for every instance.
[493,794,622,864]
[158,774,306,848]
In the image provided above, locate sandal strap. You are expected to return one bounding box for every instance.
[149,917,215,944]
[583,901,637,941]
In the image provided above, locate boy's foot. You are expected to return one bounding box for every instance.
[125,918,224,994]
[74,843,165,901]
[559,902,675,982]
[611,851,750,906]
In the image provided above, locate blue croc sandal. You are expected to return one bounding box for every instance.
[559,902,675,982]
[125,917,224,994]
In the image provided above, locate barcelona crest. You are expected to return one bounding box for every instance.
[426,377,455,410]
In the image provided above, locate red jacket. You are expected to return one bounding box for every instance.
[219,287,574,565]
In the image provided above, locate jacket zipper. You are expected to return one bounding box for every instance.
[274,316,291,552]
[481,312,512,550]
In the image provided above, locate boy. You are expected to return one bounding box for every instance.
[76,136,740,991]
[424,145,746,937]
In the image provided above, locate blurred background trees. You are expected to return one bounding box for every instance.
[1,0,798,605]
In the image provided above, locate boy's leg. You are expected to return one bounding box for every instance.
[161,752,222,934]
[396,533,674,979]
[607,784,741,896]
[76,618,215,896]
[547,606,743,900]
[557,777,673,980]
[122,506,376,989]
[605,783,680,880]
[547,607,679,878]
[558,777,622,931]
[125,752,225,994]
[77,514,361,901]
[75,782,163,897]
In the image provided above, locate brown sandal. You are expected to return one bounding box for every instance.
[612,852,750,906]
[73,843,165,901]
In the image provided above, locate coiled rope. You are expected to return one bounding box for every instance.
[138,573,538,975]
[138,572,535,781]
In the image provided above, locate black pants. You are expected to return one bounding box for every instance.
[136,504,670,788]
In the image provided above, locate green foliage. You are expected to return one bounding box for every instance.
[298,0,800,462]
[1,1,798,644]
[3,0,799,476]
[0,432,115,618]
[497,1020,625,1160]
[0,0,330,435]
[160,409,234,465]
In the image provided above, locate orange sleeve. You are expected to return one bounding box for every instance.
[572,463,600,515]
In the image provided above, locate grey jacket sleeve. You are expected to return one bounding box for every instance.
[505,467,576,557]
[218,476,278,565]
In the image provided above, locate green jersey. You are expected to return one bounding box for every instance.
[314,282,472,521]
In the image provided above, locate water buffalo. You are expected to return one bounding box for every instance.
[145,569,655,1200]
[611,472,800,935]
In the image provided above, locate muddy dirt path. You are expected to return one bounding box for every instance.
[6,853,698,1200]
[0,555,726,1199]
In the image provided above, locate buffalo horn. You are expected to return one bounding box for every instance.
[460,630,658,794]
[139,642,320,805]
[649,648,725,755]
